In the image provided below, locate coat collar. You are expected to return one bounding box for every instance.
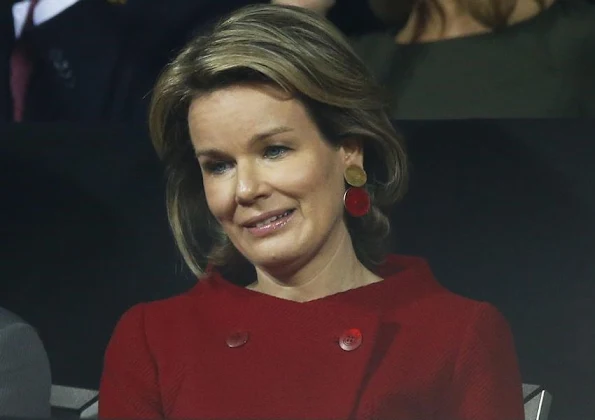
[196,254,445,311]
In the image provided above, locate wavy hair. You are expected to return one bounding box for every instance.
[149,4,408,283]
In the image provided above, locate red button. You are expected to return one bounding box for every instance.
[339,328,362,351]
[226,331,249,348]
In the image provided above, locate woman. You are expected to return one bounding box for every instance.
[99,5,525,419]
[277,0,595,118]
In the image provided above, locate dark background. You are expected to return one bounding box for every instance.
[0,0,385,123]
[1,120,594,420]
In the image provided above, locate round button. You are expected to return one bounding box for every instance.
[226,331,249,348]
[339,328,363,351]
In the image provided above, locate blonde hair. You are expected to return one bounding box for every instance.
[149,4,408,283]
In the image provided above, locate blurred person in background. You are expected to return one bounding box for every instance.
[0,306,51,418]
[0,0,385,123]
[277,0,595,118]
[99,5,524,419]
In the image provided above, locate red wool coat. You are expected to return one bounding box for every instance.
[99,255,525,420]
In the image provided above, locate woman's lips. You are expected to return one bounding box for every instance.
[245,209,295,238]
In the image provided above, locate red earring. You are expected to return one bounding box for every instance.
[343,165,370,217]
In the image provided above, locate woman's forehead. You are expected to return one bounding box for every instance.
[187,85,314,146]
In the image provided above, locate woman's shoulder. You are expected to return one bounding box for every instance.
[387,284,514,349]
[417,291,510,329]
[115,277,220,327]
[381,255,509,328]
[401,281,502,324]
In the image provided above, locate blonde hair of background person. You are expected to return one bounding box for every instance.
[99,5,524,419]
[273,0,557,42]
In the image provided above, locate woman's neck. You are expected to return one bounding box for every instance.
[395,0,556,44]
[248,225,383,302]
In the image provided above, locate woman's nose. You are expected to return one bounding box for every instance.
[234,163,268,205]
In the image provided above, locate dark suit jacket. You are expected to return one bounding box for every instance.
[0,307,51,418]
[99,255,524,420]
[2,0,266,123]
[1,0,384,123]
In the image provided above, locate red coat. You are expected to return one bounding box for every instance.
[99,255,524,420]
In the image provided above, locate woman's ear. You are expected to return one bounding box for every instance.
[341,138,365,167]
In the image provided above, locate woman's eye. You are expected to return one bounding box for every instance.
[264,145,290,159]
[203,161,231,174]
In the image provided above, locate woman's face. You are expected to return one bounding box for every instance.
[188,83,363,273]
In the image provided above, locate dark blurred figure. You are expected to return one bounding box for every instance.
[286,0,595,118]
[0,307,51,418]
[0,0,384,123]
[0,123,191,389]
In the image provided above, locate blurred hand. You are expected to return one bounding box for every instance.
[271,0,336,15]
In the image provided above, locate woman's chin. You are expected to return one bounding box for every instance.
[239,228,309,269]
[247,248,306,276]
[252,252,297,270]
